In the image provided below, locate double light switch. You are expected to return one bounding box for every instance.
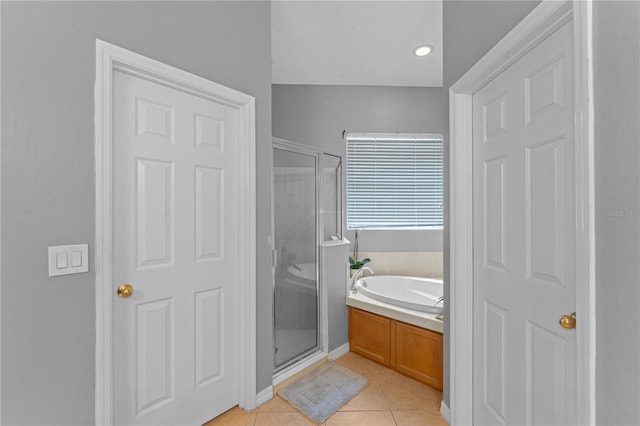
[48,244,89,277]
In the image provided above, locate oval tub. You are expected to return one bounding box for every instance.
[355,275,443,314]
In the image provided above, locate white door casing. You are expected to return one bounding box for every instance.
[95,40,257,424]
[449,1,595,425]
[473,21,575,425]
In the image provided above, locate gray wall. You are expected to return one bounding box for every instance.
[594,2,640,424]
[1,2,273,424]
[442,0,541,408]
[323,244,351,352]
[272,84,444,252]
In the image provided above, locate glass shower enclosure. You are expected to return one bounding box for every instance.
[272,141,319,371]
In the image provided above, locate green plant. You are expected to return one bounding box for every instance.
[349,228,371,270]
[349,256,371,270]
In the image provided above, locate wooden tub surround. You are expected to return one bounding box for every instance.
[348,306,443,390]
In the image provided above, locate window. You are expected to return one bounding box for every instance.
[346,133,443,230]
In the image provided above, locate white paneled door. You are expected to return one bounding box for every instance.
[112,70,240,425]
[473,22,576,425]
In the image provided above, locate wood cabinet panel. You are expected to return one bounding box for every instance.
[394,321,443,390]
[348,306,443,390]
[348,307,391,366]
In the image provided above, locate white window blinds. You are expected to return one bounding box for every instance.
[346,133,443,229]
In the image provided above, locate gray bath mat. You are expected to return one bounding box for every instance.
[277,362,368,424]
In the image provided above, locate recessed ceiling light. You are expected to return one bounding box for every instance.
[414,45,433,57]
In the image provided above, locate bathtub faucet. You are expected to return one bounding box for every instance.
[350,266,374,294]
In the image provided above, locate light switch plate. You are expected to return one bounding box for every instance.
[48,244,89,277]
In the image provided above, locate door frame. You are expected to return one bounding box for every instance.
[94,40,257,424]
[448,1,594,425]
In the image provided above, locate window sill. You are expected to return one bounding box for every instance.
[321,237,351,248]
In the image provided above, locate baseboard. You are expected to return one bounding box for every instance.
[328,343,350,360]
[256,386,273,407]
[440,400,451,425]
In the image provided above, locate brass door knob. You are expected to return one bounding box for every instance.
[117,283,134,298]
[559,312,576,329]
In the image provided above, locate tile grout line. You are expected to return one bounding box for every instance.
[389,409,400,426]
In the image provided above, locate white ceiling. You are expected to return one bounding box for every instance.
[271,0,443,88]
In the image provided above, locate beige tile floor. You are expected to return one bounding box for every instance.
[204,351,448,426]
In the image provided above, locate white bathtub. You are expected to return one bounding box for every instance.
[354,275,443,314]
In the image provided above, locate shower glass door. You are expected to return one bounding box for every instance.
[273,143,319,370]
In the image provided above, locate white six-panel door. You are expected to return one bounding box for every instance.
[473,21,577,425]
[112,70,240,425]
